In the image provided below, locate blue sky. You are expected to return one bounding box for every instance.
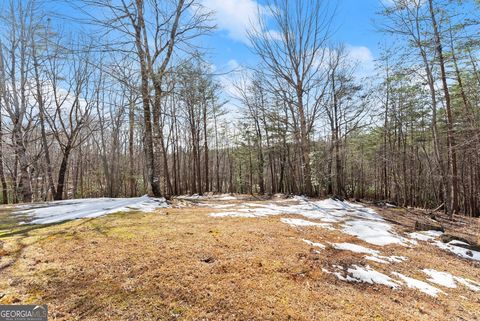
[1,0,388,99]
[199,0,389,75]
[29,0,388,77]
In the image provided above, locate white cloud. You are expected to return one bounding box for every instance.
[219,59,245,99]
[200,0,267,44]
[346,45,376,78]
[347,45,374,64]
[226,59,240,71]
[263,29,283,41]
[311,45,375,78]
[213,60,247,119]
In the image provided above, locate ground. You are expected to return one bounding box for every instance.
[0,196,479,321]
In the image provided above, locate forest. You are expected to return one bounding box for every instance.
[0,0,479,218]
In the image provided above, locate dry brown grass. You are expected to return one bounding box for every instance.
[0,200,479,320]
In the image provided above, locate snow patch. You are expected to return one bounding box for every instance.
[210,197,408,247]
[281,218,334,229]
[293,195,309,202]
[302,239,326,249]
[425,230,444,237]
[209,198,384,223]
[448,240,470,247]
[330,265,400,289]
[422,269,457,288]
[331,242,379,255]
[209,211,257,218]
[408,230,480,262]
[433,240,480,261]
[392,272,443,297]
[454,276,480,292]
[330,242,407,264]
[423,269,480,292]
[347,265,401,289]
[365,256,390,264]
[342,220,410,246]
[14,196,168,224]
[177,193,238,201]
[408,232,437,242]
[383,255,407,263]
[204,203,237,209]
[215,195,238,200]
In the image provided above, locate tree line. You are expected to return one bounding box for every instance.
[0,0,478,217]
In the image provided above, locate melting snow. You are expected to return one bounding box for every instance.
[347,265,400,288]
[408,231,437,241]
[391,272,443,297]
[447,240,470,246]
[330,242,407,264]
[384,256,407,263]
[408,230,480,262]
[281,218,334,229]
[432,240,480,261]
[210,197,409,246]
[197,203,236,209]
[331,242,379,255]
[365,256,390,264]
[177,193,238,200]
[422,269,457,288]
[342,220,411,246]
[408,230,444,242]
[302,239,326,249]
[326,265,476,296]
[13,196,168,224]
[215,195,238,200]
[210,208,279,218]
[329,265,400,289]
[424,230,444,237]
[208,195,480,280]
[454,277,480,292]
[209,198,384,223]
[423,269,480,292]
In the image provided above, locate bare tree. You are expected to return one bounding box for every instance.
[44,42,96,200]
[427,0,458,216]
[0,42,9,203]
[0,0,35,202]
[248,0,333,196]
[79,0,213,197]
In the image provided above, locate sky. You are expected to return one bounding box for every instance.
[0,0,390,112]
[29,0,389,79]
[198,0,390,77]
[191,0,391,116]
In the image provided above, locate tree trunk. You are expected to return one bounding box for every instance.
[297,92,313,196]
[0,44,9,204]
[54,146,71,200]
[129,98,136,196]
[32,41,56,200]
[134,0,161,197]
[428,0,458,216]
[13,128,32,202]
[203,101,209,192]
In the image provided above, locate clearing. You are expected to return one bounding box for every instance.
[0,195,479,320]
